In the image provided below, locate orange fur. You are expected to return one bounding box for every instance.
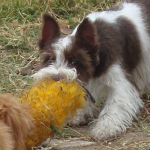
[0,121,14,150]
[0,94,34,150]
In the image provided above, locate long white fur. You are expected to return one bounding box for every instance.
[33,1,150,140]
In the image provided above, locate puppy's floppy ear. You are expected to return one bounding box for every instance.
[39,13,61,50]
[75,18,98,47]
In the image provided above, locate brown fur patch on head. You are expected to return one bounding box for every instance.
[0,94,34,150]
[64,46,94,82]
[64,18,100,83]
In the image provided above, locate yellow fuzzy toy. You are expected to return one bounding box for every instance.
[20,78,86,149]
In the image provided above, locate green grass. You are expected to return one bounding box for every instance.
[0,0,119,48]
[0,50,34,93]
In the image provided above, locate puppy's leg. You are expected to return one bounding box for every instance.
[91,64,143,140]
[0,121,14,150]
[69,98,99,126]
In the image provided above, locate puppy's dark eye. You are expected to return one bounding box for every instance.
[49,58,55,63]
[71,60,77,66]
[43,56,50,63]
[43,56,55,64]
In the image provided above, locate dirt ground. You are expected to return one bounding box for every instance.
[38,124,150,150]
[67,126,150,150]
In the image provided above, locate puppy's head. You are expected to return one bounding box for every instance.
[33,14,100,83]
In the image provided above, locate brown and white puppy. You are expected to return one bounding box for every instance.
[0,94,33,150]
[33,0,150,140]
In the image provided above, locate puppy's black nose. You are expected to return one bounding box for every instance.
[51,75,63,81]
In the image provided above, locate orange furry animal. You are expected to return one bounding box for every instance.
[0,94,34,150]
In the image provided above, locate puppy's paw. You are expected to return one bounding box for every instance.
[68,109,88,126]
[91,118,123,140]
[68,104,99,126]
[91,127,112,141]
